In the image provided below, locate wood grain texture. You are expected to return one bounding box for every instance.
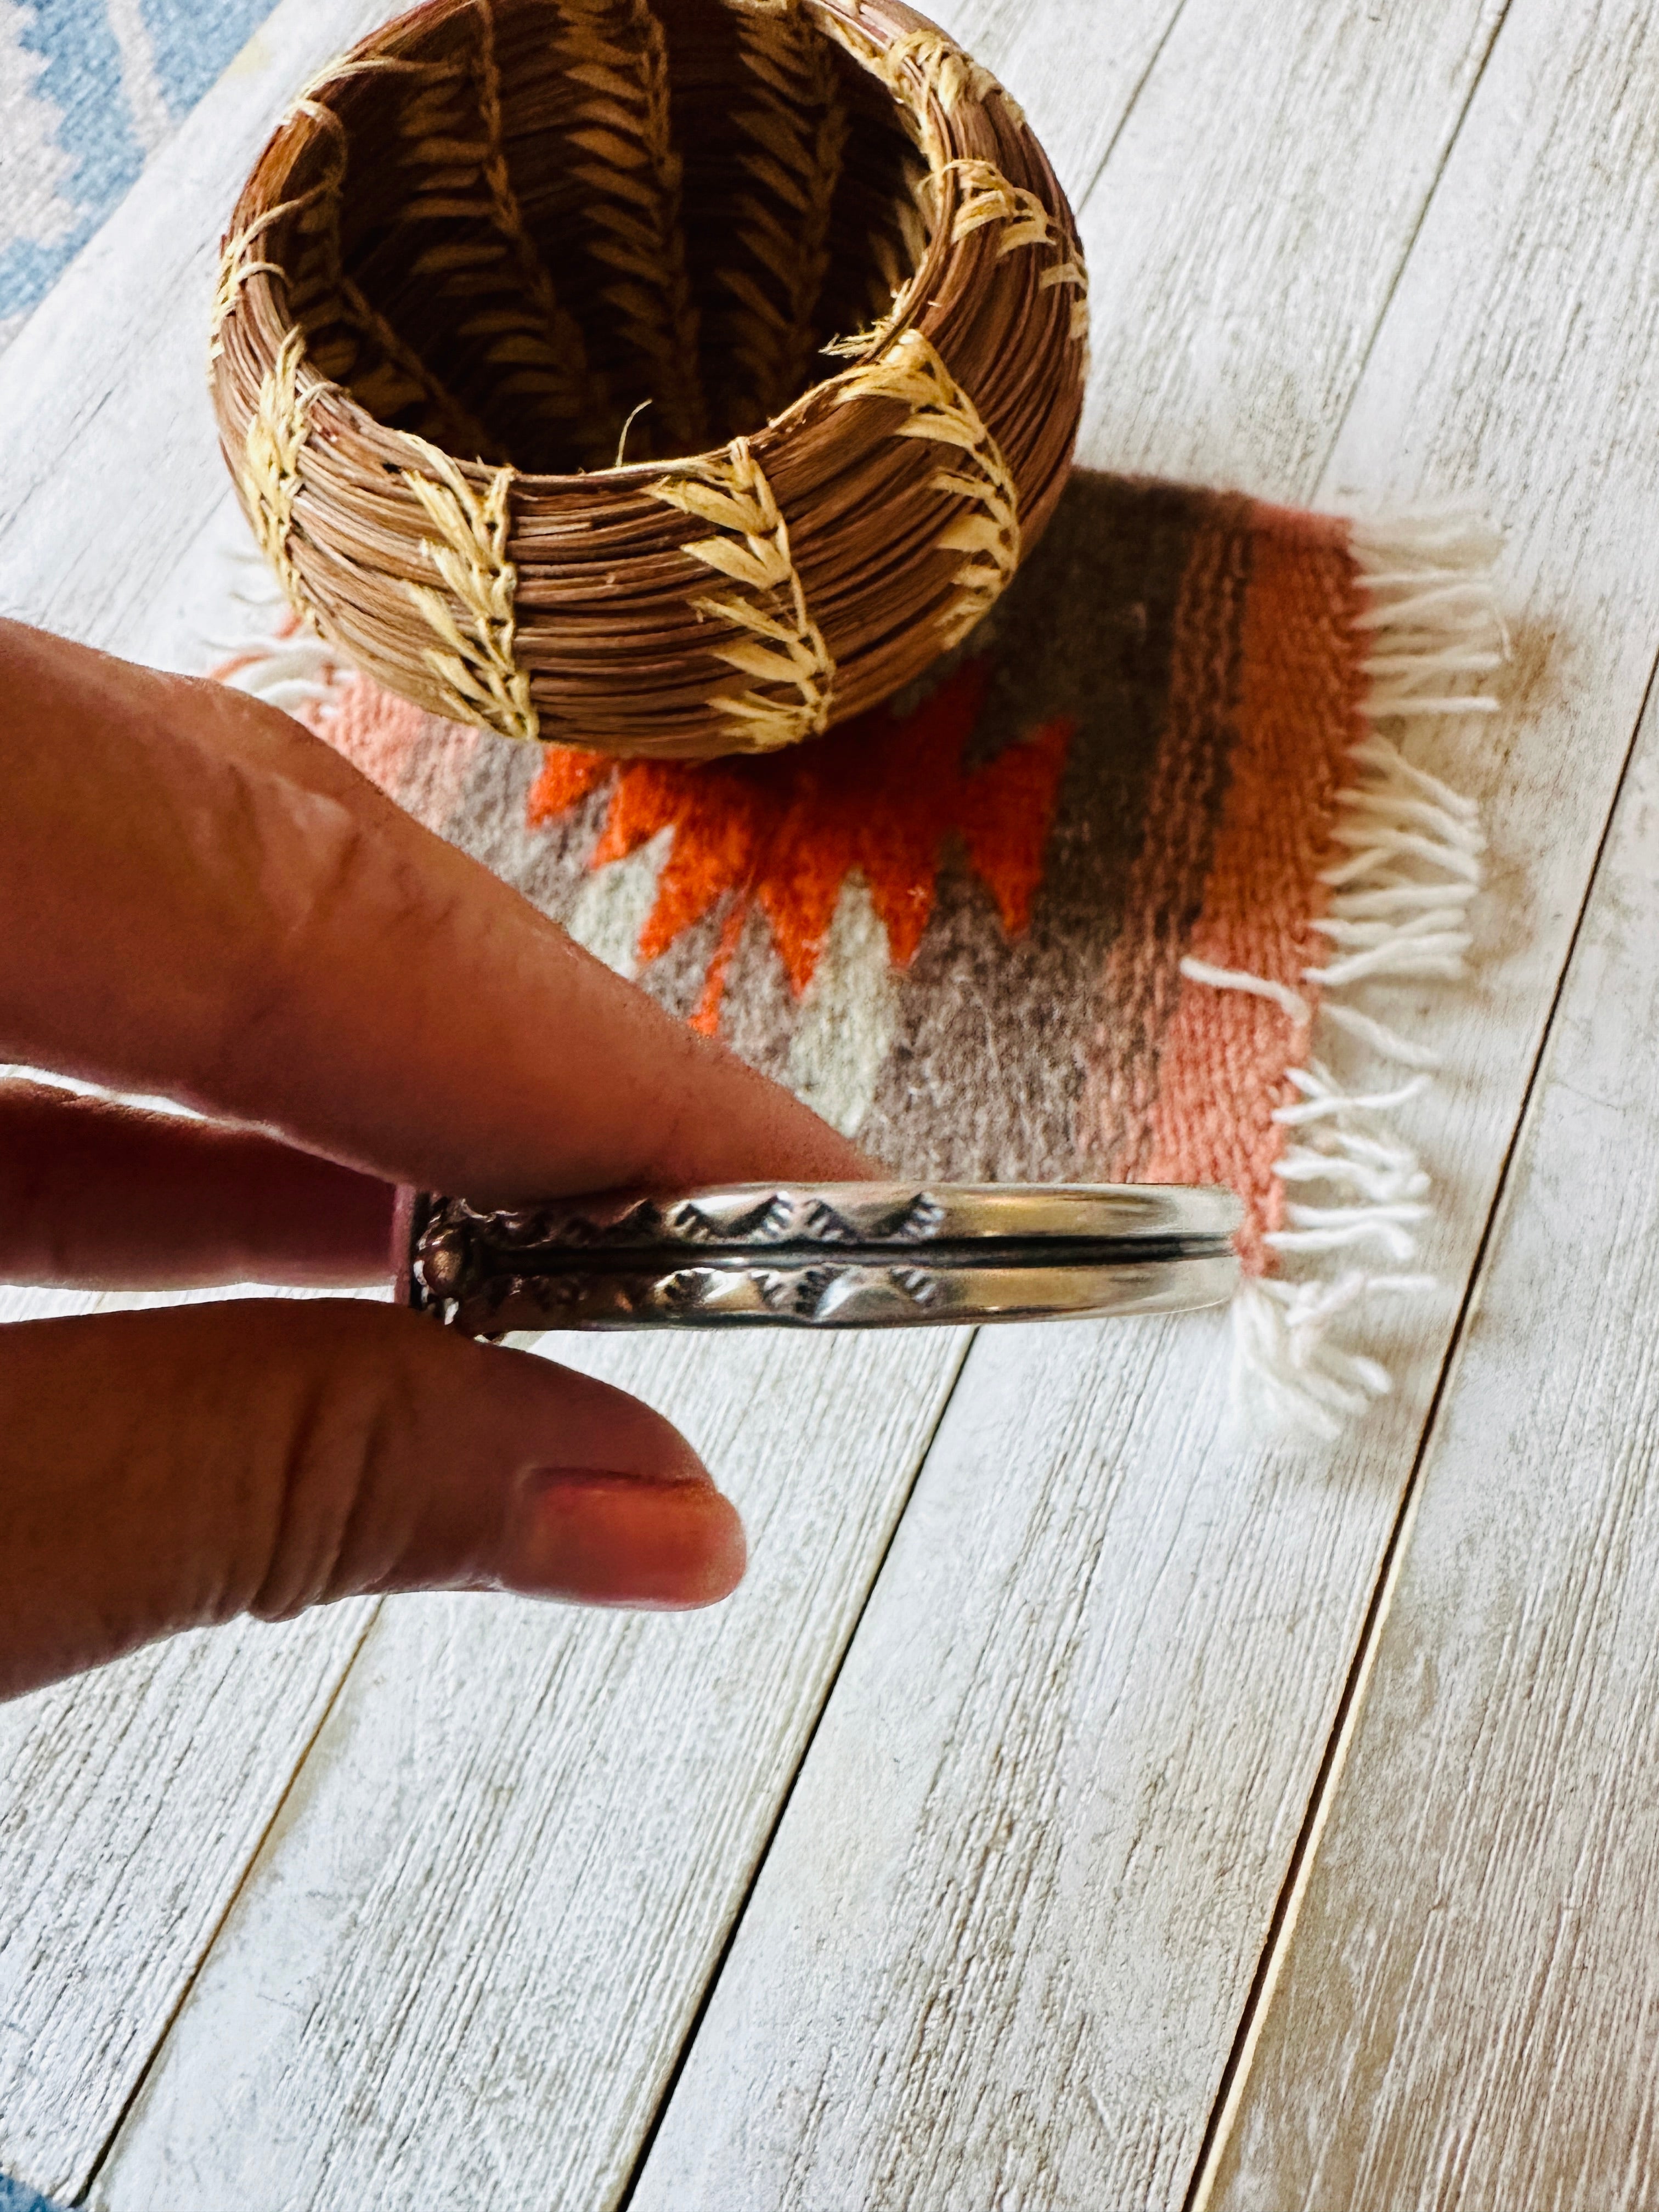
[1207,641,1659,2212]
[92,1327,967,2212]
[637,1313,1426,2211]
[0,1263,391,2201]
[630,1,1659,2203]
[35,0,1513,2198]
[1075,0,1509,494]
[1200,10,1659,2193]
[0,1607,376,2201]
[0,0,1179,2185]
[0,1071,393,2194]
[934,0,1185,205]
[13,0,1652,2207]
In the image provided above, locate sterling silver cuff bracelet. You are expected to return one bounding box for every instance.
[398,1183,1242,1338]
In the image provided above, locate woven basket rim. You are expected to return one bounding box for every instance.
[210,0,1088,756]
[229,0,972,488]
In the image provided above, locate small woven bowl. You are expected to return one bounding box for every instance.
[211,0,1087,759]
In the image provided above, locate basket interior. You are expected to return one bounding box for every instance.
[280,0,929,475]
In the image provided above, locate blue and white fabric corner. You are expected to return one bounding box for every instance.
[0,2175,65,2212]
[1,0,281,350]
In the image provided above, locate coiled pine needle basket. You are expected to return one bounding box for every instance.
[211,0,1087,758]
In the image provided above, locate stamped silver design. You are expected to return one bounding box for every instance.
[399,1182,1243,1338]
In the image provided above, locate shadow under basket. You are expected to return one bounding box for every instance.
[210,0,1087,758]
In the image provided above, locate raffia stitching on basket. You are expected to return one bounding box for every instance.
[877,154,936,321]
[210,65,417,360]
[400,438,538,741]
[558,0,706,456]
[817,16,1021,145]
[212,93,352,367]
[834,327,1019,647]
[944,157,1089,340]
[473,0,607,445]
[820,152,935,362]
[653,437,833,750]
[811,19,1045,357]
[257,85,504,457]
[296,53,432,101]
[387,4,608,458]
[212,201,311,365]
[808,12,957,348]
[210,0,1083,755]
[821,185,929,359]
[877,26,1017,119]
[721,0,848,427]
[343,275,506,456]
[241,326,319,617]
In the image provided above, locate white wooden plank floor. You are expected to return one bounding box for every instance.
[4,0,1659,2205]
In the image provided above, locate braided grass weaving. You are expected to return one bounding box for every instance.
[211,0,1086,757]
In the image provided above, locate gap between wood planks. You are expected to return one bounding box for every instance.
[1305,0,1513,488]
[1181,633,1659,2212]
[1,0,1190,2190]
[606,1333,974,2212]
[80,1602,385,2191]
[1063,0,1195,213]
[348,1,1538,2194]
[596,13,1297,2189]
[76,1328,977,2209]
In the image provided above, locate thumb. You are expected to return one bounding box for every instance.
[0,1301,744,1700]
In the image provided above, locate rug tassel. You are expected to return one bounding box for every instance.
[205,542,349,714]
[1191,507,1503,1440]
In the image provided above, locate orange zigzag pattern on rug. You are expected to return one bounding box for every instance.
[526,659,1075,1033]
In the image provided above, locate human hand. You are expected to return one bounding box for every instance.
[0,619,870,1700]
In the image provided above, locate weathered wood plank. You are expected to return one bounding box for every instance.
[1196,15,1659,2190]
[1075,0,1510,494]
[939,0,1184,204]
[0,1263,390,2201]
[0,0,1186,2198]
[86,1327,968,2212]
[1205,640,1659,2212]
[0,1609,376,2199]
[100,0,1523,2192]
[627,2,1659,2205]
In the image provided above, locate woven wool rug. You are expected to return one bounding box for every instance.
[222,467,1498,1434]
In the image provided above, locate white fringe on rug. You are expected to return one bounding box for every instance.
[1183,509,1503,1441]
[206,539,345,713]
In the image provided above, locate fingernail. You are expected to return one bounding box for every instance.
[507,1471,747,1610]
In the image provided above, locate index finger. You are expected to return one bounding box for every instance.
[0,620,873,1200]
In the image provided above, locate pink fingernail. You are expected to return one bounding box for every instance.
[509,1470,746,1610]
